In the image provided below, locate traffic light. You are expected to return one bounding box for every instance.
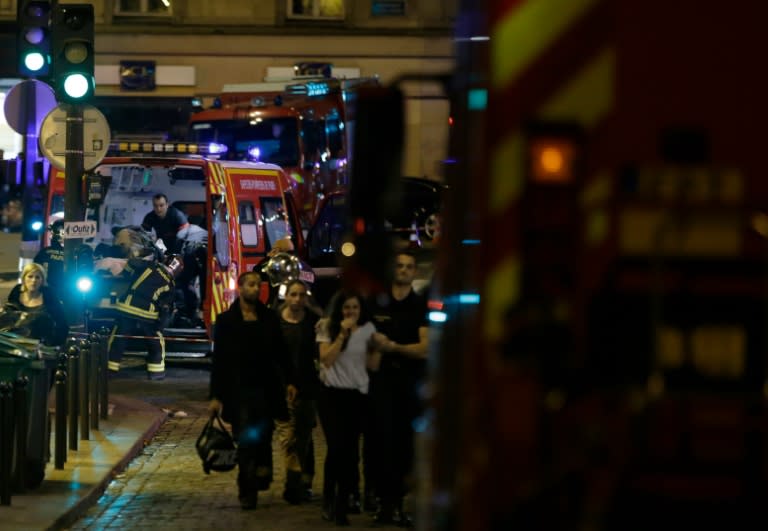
[16,0,52,78]
[51,3,95,102]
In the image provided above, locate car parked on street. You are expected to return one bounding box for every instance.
[305,176,447,268]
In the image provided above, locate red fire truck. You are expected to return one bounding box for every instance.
[421,1,768,529]
[188,73,379,226]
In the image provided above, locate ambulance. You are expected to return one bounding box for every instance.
[43,140,307,356]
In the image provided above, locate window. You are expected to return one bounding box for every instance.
[371,1,406,16]
[287,0,344,20]
[261,197,293,251]
[0,0,14,15]
[238,201,259,248]
[211,194,230,267]
[115,0,172,16]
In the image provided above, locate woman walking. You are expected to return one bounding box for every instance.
[316,289,380,526]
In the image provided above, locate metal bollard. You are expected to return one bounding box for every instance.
[54,357,67,469]
[79,340,90,441]
[89,332,100,430]
[67,346,79,451]
[12,377,28,493]
[99,328,109,420]
[0,381,13,505]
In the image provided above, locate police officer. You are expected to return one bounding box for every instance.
[105,227,180,381]
[34,219,93,304]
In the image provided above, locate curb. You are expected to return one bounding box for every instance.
[47,399,169,531]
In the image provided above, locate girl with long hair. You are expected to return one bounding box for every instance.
[316,289,380,526]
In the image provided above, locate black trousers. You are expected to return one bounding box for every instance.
[317,386,364,508]
[233,405,274,498]
[178,246,207,317]
[369,367,422,506]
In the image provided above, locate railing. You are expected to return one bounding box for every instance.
[0,328,110,505]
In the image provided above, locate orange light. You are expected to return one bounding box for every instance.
[354,217,365,235]
[540,147,564,174]
[530,138,576,184]
[427,299,444,310]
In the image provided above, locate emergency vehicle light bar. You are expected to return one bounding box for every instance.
[286,80,340,97]
[108,141,228,157]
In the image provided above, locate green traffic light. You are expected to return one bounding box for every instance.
[63,73,89,99]
[23,51,46,72]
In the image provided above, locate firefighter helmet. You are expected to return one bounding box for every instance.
[261,252,305,287]
[49,219,65,244]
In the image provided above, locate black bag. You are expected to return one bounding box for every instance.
[195,412,237,474]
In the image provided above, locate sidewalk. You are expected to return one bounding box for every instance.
[0,394,167,531]
[0,233,159,529]
[0,233,164,529]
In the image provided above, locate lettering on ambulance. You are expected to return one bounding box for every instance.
[238,178,278,192]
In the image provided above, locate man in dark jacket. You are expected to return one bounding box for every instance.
[209,270,291,510]
[368,251,429,525]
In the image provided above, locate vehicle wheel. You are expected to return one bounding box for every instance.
[422,213,440,241]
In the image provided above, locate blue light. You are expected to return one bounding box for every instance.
[428,311,447,323]
[468,89,488,111]
[458,293,480,305]
[247,146,261,160]
[412,415,429,433]
[241,422,267,443]
[461,239,481,245]
[31,220,43,232]
[76,276,93,294]
[306,82,330,97]
[207,142,228,154]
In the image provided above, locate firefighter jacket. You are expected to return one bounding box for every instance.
[114,258,175,322]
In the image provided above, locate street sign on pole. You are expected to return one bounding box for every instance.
[62,220,97,239]
[38,103,110,170]
[2,79,56,135]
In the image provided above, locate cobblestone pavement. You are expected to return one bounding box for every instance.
[63,361,386,531]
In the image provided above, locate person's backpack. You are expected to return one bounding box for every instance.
[195,412,237,474]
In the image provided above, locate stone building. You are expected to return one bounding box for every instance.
[0,0,456,179]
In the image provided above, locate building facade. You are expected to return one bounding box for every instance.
[0,0,456,179]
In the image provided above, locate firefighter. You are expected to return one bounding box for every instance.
[104,227,180,380]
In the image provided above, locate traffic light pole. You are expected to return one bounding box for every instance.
[21,81,38,248]
[64,103,85,287]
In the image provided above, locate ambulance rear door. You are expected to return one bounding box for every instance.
[226,164,303,269]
